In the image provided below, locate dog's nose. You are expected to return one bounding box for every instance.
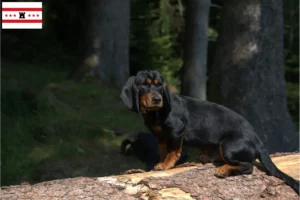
[152,96,161,104]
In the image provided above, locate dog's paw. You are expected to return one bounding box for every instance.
[214,165,231,178]
[153,162,173,171]
[153,162,166,170]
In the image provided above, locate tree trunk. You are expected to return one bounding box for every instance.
[209,0,298,153]
[1,153,299,199]
[70,0,130,90]
[180,0,210,100]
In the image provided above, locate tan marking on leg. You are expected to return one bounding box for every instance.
[215,147,240,177]
[154,136,184,170]
[215,164,240,177]
[157,139,167,162]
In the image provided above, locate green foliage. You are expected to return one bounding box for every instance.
[283,0,299,129]
[130,0,182,86]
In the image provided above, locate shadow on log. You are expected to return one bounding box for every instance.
[1,153,299,200]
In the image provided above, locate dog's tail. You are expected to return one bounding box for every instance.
[257,143,299,195]
[120,139,133,155]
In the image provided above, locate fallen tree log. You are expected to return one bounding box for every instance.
[1,153,299,200]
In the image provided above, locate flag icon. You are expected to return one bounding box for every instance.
[2,2,42,29]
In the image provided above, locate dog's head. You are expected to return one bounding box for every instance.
[120,70,172,113]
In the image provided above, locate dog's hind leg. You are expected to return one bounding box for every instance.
[214,137,255,178]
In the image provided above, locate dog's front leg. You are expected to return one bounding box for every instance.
[154,136,183,170]
[157,138,168,162]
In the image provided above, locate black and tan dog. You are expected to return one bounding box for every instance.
[120,132,188,171]
[120,70,299,194]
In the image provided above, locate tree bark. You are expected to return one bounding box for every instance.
[70,0,130,90]
[1,153,299,200]
[180,0,210,100]
[208,0,298,153]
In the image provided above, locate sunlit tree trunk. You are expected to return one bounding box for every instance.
[209,0,298,153]
[70,0,130,90]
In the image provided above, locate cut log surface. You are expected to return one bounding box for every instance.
[1,153,299,200]
[270,154,300,180]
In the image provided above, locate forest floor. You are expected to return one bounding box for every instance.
[2,60,154,186]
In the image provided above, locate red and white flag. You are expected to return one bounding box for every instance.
[2,2,42,29]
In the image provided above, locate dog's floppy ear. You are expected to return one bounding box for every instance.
[120,76,140,113]
[162,78,172,105]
